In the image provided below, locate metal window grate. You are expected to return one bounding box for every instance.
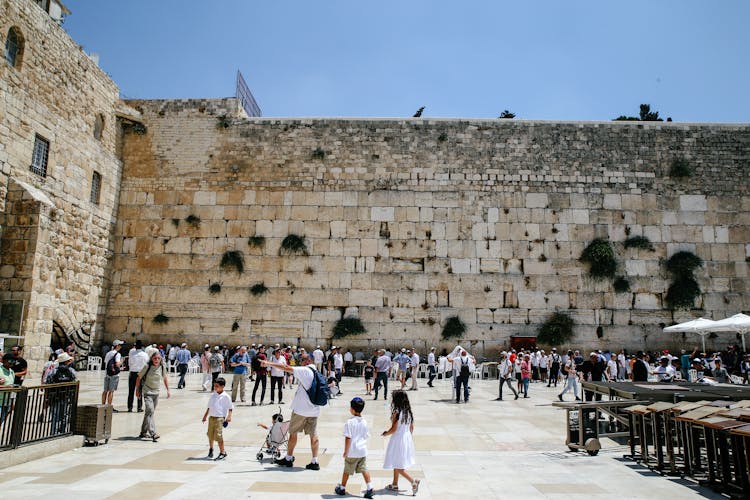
[90,171,101,204]
[30,134,49,177]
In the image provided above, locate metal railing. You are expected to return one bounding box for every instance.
[0,381,79,451]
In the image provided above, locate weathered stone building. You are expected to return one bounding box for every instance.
[2,0,750,372]
[0,0,139,373]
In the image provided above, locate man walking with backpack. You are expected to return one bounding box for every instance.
[103,340,124,411]
[261,353,329,470]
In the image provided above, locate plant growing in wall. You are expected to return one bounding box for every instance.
[171,218,180,228]
[537,312,574,346]
[441,316,466,340]
[624,236,654,251]
[250,282,269,296]
[311,147,326,160]
[209,282,222,295]
[579,238,616,280]
[152,313,170,324]
[613,276,631,293]
[669,158,692,178]
[665,251,703,310]
[216,115,231,129]
[220,250,245,274]
[332,317,367,339]
[279,234,308,256]
[248,235,266,248]
[231,321,240,332]
[185,214,201,228]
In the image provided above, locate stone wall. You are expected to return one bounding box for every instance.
[106,99,750,354]
[0,0,124,373]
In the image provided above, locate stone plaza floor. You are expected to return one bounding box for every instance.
[0,370,725,499]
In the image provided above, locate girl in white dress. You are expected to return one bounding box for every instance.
[381,390,420,495]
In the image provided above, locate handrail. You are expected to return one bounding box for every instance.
[1,381,79,451]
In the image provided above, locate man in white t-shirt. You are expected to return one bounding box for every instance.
[261,353,323,470]
[427,347,436,387]
[313,346,324,372]
[102,340,124,411]
[409,349,420,391]
[127,340,149,412]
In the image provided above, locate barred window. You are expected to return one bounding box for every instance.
[90,171,102,205]
[5,27,24,68]
[30,135,50,177]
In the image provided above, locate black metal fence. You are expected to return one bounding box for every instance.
[0,381,79,451]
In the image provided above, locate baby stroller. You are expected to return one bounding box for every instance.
[256,409,289,462]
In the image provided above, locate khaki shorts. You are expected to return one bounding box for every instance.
[344,456,367,475]
[288,412,318,436]
[207,416,224,441]
[397,369,408,378]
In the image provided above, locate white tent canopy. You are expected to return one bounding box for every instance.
[705,313,750,352]
[663,317,718,352]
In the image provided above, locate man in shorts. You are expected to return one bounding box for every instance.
[102,340,124,411]
[261,353,323,470]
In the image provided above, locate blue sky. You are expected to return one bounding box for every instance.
[63,1,749,122]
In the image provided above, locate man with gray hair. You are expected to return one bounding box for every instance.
[373,349,391,400]
[229,346,251,402]
[409,348,420,391]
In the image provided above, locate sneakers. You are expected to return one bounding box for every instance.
[215,452,227,461]
[334,485,346,496]
[152,434,160,442]
[275,457,294,467]
[305,462,320,470]
[558,394,563,402]
[207,448,214,459]
[515,394,519,400]
[494,397,503,401]
[364,488,374,499]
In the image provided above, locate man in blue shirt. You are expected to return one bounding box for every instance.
[230,345,251,402]
[176,343,191,389]
[393,348,410,389]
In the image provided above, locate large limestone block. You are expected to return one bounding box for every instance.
[349,289,383,307]
[680,195,707,212]
[634,293,661,310]
[526,193,548,208]
[371,207,395,221]
[450,258,479,274]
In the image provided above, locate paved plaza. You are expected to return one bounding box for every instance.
[0,371,724,499]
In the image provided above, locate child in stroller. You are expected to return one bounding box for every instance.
[256,408,289,462]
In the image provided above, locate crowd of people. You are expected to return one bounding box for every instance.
[4,338,749,497]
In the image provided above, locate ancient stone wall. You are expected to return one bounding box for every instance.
[0,0,124,373]
[107,99,750,354]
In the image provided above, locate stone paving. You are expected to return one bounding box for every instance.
[0,371,724,499]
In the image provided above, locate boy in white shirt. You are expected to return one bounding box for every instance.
[202,377,233,460]
[335,397,373,499]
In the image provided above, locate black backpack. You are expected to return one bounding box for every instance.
[460,358,470,377]
[106,355,121,376]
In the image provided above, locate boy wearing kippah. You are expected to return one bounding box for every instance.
[335,397,374,498]
[202,377,233,460]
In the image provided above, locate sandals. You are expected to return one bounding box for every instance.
[385,484,399,491]
[412,479,420,496]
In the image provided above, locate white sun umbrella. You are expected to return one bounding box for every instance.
[663,317,718,353]
[705,313,750,352]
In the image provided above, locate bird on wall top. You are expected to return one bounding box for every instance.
[413,107,425,118]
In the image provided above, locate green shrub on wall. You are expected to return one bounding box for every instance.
[152,313,169,324]
[624,236,654,251]
[579,238,616,280]
[279,234,308,256]
[613,276,631,293]
[220,250,244,274]
[665,251,703,310]
[250,282,269,296]
[441,316,466,340]
[332,317,367,339]
[248,235,266,248]
[537,312,574,346]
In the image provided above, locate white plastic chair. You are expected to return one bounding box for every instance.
[417,364,428,378]
[187,359,200,374]
[471,363,482,379]
[87,356,102,371]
